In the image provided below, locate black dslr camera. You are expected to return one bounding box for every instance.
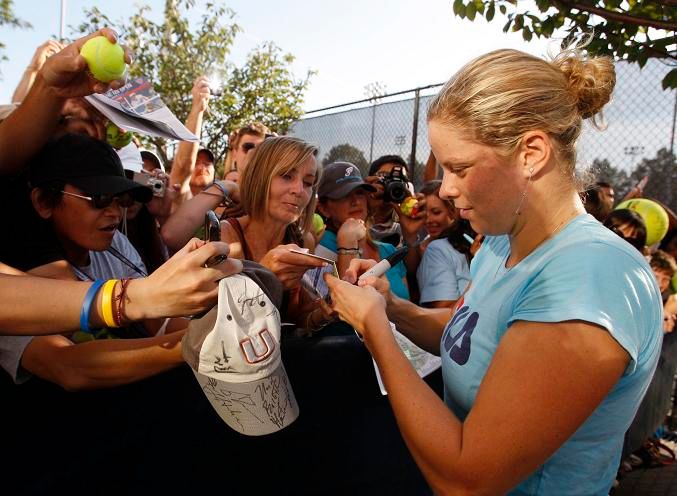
[378,165,409,204]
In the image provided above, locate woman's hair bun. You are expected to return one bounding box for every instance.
[554,50,616,120]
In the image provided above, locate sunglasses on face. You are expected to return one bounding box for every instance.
[61,190,136,209]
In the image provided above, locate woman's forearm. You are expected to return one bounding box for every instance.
[22,332,185,391]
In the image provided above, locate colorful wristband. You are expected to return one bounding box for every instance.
[80,279,105,333]
[101,279,119,328]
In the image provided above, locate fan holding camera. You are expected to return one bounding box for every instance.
[365,155,424,249]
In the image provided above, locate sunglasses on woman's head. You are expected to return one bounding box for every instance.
[61,190,136,209]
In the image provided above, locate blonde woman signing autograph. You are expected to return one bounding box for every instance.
[325,46,662,495]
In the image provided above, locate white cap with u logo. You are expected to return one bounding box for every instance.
[182,267,299,436]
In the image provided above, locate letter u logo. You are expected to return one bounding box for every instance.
[240,330,276,364]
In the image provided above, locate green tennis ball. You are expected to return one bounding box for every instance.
[106,122,132,149]
[80,36,127,83]
[615,198,669,247]
[312,213,325,235]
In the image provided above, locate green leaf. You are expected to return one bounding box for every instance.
[513,14,524,31]
[503,18,512,32]
[499,4,507,15]
[662,69,677,90]
[453,0,465,16]
[486,1,495,21]
[466,1,477,20]
[523,28,533,42]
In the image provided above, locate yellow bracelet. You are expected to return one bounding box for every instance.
[101,279,120,328]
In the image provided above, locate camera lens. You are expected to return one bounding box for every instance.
[386,182,407,204]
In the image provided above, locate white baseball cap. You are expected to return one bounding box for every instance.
[182,263,299,436]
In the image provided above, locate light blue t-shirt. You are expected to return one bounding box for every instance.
[417,238,470,305]
[318,230,410,300]
[440,214,662,495]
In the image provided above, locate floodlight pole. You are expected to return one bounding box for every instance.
[59,0,67,42]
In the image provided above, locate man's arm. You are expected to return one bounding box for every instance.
[0,28,130,175]
[423,151,439,183]
[11,40,64,103]
[161,180,239,251]
[170,75,211,207]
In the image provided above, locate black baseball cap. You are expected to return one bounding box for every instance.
[317,162,376,200]
[28,134,153,203]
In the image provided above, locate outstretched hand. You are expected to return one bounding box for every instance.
[259,244,327,290]
[127,239,242,320]
[40,28,132,97]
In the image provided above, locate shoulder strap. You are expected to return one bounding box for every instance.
[226,218,253,261]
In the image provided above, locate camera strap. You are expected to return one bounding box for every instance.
[107,245,148,277]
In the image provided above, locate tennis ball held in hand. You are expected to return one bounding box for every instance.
[106,122,133,149]
[399,197,420,217]
[80,36,127,83]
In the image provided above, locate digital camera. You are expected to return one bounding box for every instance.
[132,172,166,197]
[378,165,409,204]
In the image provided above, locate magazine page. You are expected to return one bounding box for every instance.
[85,76,198,142]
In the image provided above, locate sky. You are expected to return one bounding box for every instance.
[0,0,559,110]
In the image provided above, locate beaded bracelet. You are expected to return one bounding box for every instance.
[80,279,105,333]
[113,279,132,327]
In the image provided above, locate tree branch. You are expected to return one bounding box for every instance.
[559,1,677,31]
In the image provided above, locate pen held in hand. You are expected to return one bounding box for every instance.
[357,245,409,282]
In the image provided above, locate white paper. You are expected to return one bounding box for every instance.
[373,322,441,395]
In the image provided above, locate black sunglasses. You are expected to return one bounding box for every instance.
[609,225,644,251]
[61,190,136,209]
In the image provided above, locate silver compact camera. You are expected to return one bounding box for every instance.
[132,172,166,197]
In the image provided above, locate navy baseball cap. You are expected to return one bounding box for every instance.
[317,162,376,200]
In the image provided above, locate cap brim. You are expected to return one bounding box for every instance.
[323,182,376,200]
[192,362,299,436]
[70,175,153,204]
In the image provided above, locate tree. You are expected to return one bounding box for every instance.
[322,144,369,175]
[76,0,313,164]
[626,148,676,211]
[0,0,31,71]
[590,157,632,193]
[450,1,677,89]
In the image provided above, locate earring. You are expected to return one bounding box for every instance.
[528,165,534,176]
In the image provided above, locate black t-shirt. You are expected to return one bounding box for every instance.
[0,173,64,271]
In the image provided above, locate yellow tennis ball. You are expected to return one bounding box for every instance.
[80,36,127,83]
[616,198,669,246]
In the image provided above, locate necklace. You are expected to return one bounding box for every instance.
[494,214,577,280]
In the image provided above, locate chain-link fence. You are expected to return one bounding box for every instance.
[289,59,676,211]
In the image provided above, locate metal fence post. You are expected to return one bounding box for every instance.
[410,89,420,182]
[369,103,376,163]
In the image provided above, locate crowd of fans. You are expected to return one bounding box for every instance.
[0,30,675,494]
